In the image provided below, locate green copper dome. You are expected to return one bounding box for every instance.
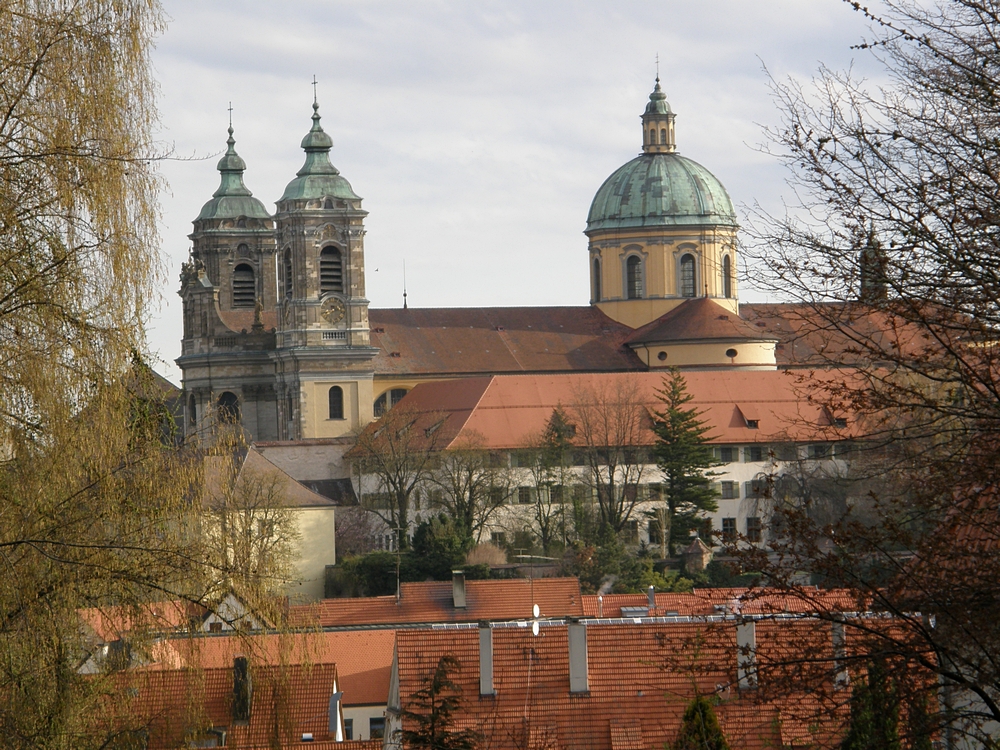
[587,153,737,232]
[280,101,361,203]
[196,126,271,222]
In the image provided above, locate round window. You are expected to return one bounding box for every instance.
[725,348,738,359]
[657,351,667,362]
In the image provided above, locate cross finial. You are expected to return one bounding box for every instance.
[312,75,318,104]
[228,101,233,128]
[655,53,660,82]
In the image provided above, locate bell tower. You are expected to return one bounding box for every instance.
[272,98,377,440]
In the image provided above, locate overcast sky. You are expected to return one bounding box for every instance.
[149,0,885,381]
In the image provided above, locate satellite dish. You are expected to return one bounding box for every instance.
[532,604,540,618]
[532,620,539,636]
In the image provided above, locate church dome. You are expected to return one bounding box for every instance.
[279,101,361,203]
[196,126,271,221]
[586,81,737,232]
[586,153,737,232]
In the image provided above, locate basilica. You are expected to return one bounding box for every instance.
[177,80,863,494]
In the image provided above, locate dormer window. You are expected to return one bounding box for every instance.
[320,247,343,294]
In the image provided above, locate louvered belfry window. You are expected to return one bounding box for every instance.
[232,264,255,307]
[320,247,343,293]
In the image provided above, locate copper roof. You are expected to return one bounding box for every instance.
[367,370,863,451]
[217,308,278,334]
[394,620,849,750]
[292,577,583,628]
[626,298,776,345]
[368,307,643,377]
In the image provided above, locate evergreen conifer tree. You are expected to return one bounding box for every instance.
[841,659,901,750]
[398,654,479,750]
[672,695,730,750]
[651,369,720,556]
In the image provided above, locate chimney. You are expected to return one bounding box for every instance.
[736,621,757,690]
[452,570,466,609]
[328,687,344,739]
[831,620,849,689]
[568,619,589,693]
[647,585,655,612]
[479,622,495,696]
[232,656,252,722]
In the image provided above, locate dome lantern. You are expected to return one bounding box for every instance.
[641,78,676,154]
[279,99,361,204]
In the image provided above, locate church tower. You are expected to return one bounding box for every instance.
[178,124,278,441]
[272,99,378,440]
[586,80,740,329]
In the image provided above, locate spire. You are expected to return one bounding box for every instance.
[213,123,252,198]
[641,78,676,154]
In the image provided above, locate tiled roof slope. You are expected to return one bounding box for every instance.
[394,620,849,750]
[117,663,341,748]
[372,369,864,451]
[293,577,583,628]
[626,298,776,345]
[741,302,932,367]
[150,630,395,706]
[204,447,336,508]
[368,307,643,376]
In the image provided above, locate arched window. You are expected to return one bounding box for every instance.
[320,247,343,294]
[217,392,240,424]
[593,258,602,301]
[660,128,667,145]
[626,256,643,299]
[232,263,255,308]
[328,386,344,420]
[188,394,196,425]
[283,250,293,299]
[723,255,733,298]
[680,254,696,298]
[323,198,334,209]
[374,388,409,417]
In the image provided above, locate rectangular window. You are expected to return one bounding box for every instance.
[720,481,738,500]
[647,519,662,546]
[700,519,713,544]
[646,483,663,502]
[773,443,799,461]
[717,446,737,463]
[489,487,505,506]
[550,485,565,504]
[623,520,639,544]
[517,487,532,504]
[746,516,762,543]
[491,531,507,546]
[369,717,385,740]
[344,719,353,741]
[834,441,855,459]
[745,445,765,463]
[808,444,831,460]
[722,517,737,540]
[745,479,768,500]
[572,485,590,502]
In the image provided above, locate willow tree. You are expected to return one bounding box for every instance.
[0,3,224,748]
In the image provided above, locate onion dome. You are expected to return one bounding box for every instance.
[195,126,270,221]
[586,81,737,232]
[279,101,361,202]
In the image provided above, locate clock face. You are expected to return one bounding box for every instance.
[321,297,346,324]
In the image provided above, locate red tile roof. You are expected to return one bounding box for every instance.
[394,620,850,750]
[293,577,583,628]
[582,588,865,618]
[369,307,643,377]
[116,662,342,748]
[368,369,865,452]
[150,630,395,706]
[626,298,777,345]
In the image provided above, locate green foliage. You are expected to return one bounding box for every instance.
[841,659,900,750]
[688,559,762,589]
[672,696,730,750]
[562,534,694,594]
[411,515,475,580]
[651,370,720,556]
[398,654,479,750]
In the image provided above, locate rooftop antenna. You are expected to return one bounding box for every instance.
[312,74,318,104]
[402,260,408,309]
